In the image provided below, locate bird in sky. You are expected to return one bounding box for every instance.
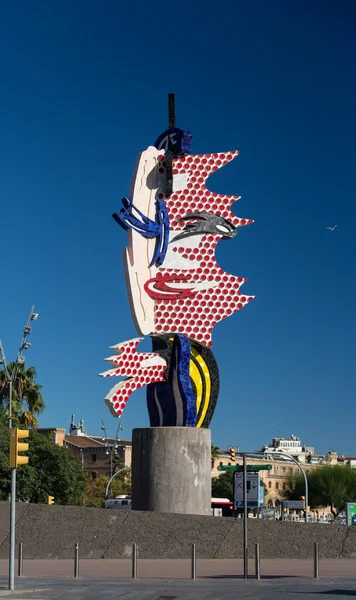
[326,225,338,231]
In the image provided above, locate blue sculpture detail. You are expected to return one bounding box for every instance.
[154,128,192,155]
[112,197,169,267]
[151,199,170,267]
[147,334,197,427]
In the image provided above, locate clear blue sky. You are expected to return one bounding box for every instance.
[0,1,355,455]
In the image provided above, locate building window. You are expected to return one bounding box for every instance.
[91,471,97,479]
[268,481,272,489]
[275,482,279,490]
[92,453,97,462]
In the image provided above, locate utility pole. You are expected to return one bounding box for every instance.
[243,453,248,579]
[101,418,124,492]
[168,93,176,129]
[0,306,39,591]
[223,449,309,582]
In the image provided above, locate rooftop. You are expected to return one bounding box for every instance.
[65,435,131,449]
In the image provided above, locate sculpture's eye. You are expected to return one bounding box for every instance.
[217,223,231,233]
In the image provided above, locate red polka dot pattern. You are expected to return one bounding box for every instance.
[154,151,254,346]
[164,151,254,230]
[101,338,167,418]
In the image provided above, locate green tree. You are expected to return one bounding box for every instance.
[211,471,233,500]
[0,363,45,428]
[211,444,220,469]
[83,471,132,507]
[285,465,356,517]
[0,415,85,504]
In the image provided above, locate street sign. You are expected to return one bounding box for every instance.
[217,464,272,472]
[281,500,305,510]
[234,472,261,508]
[259,483,265,507]
[346,503,356,526]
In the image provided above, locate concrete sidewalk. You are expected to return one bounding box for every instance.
[1,575,356,600]
[0,558,355,579]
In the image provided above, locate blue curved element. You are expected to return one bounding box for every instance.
[147,334,197,427]
[112,197,159,239]
[113,197,170,267]
[150,199,170,267]
[147,381,176,427]
[175,334,197,427]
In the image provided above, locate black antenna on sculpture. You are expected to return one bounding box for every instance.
[168,93,176,129]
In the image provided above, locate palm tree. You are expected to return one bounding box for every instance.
[0,362,45,428]
[211,444,221,469]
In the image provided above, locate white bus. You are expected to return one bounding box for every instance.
[105,495,132,509]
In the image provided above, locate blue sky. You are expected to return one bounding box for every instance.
[0,1,355,454]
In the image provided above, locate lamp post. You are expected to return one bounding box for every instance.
[0,305,39,591]
[105,466,131,500]
[101,418,125,484]
[237,451,308,523]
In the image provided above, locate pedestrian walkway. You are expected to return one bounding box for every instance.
[0,558,355,579]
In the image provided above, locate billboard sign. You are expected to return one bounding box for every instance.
[281,500,305,510]
[261,508,276,520]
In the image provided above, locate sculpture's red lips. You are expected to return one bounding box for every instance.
[144,273,198,300]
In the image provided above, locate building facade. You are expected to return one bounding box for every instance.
[37,424,349,518]
[211,434,350,518]
[37,416,132,479]
[261,434,325,464]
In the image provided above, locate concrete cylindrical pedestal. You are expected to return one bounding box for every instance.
[132,427,211,516]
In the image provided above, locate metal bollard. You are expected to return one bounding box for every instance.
[74,543,79,578]
[191,543,196,580]
[314,542,319,579]
[255,543,260,580]
[132,543,137,579]
[18,543,23,577]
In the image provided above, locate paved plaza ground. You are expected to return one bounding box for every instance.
[1,575,356,599]
[0,560,355,599]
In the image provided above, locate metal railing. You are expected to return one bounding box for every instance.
[14,541,325,580]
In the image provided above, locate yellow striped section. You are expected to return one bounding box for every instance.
[190,346,211,428]
[190,360,203,414]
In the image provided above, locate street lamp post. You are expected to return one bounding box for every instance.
[235,450,309,581]
[105,467,131,500]
[236,450,309,522]
[101,418,125,495]
[0,306,39,591]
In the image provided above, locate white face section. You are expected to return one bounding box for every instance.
[172,171,189,192]
[123,147,164,336]
[140,356,167,368]
[162,232,203,270]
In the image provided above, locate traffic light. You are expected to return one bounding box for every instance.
[48,496,55,505]
[230,447,236,462]
[9,428,29,468]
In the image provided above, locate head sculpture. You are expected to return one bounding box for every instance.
[100,100,253,428]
